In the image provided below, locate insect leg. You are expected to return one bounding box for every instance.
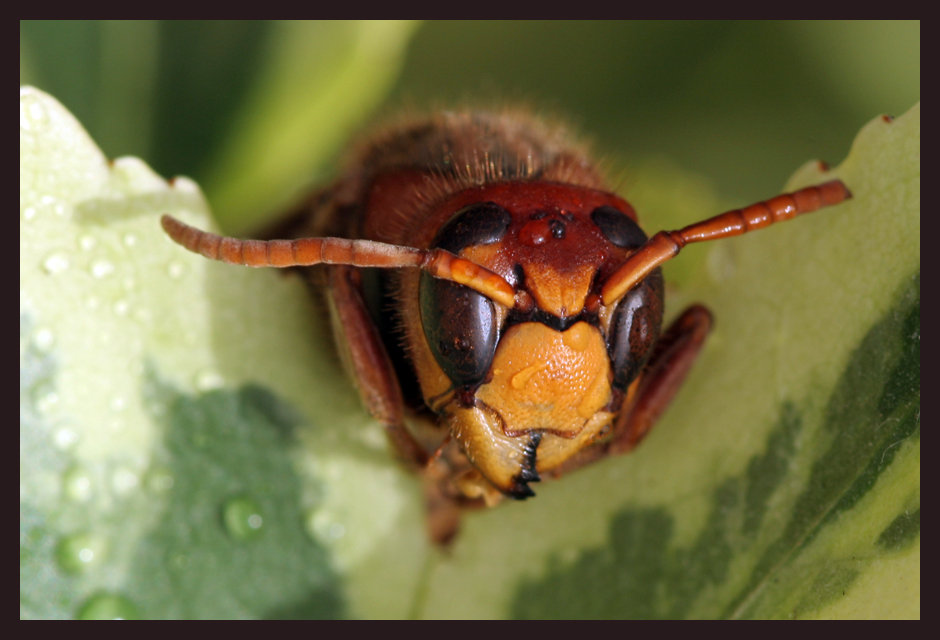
[326,265,429,469]
[607,304,713,454]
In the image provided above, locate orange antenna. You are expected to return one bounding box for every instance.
[601,180,852,306]
[161,215,516,309]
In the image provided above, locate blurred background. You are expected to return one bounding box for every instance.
[20,20,919,234]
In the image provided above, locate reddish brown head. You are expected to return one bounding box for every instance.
[417,181,664,498]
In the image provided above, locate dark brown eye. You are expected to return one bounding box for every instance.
[434,202,512,253]
[420,277,498,388]
[591,205,648,248]
[420,202,512,388]
[607,269,664,390]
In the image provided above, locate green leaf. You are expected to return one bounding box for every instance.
[20,85,918,619]
[201,20,421,233]
[20,87,351,619]
[431,105,920,619]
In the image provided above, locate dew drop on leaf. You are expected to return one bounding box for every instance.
[144,465,175,494]
[306,508,346,542]
[29,378,57,412]
[78,235,97,251]
[54,428,78,449]
[56,532,106,574]
[76,593,139,620]
[90,259,115,279]
[41,251,70,274]
[222,496,265,541]
[195,370,224,391]
[50,198,69,219]
[110,466,139,496]
[32,327,54,352]
[63,465,93,502]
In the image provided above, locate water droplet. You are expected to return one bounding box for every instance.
[79,235,97,251]
[22,206,37,221]
[110,396,127,413]
[76,593,138,620]
[122,233,137,247]
[55,428,79,450]
[63,466,93,502]
[306,509,346,542]
[31,379,59,414]
[167,261,186,279]
[33,327,55,353]
[111,467,139,495]
[113,299,129,316]
[195,370,224,391]
[144,466,174,494]
[42,251,70,274]
[38,390,58,411]
[57,532,106,574]
[222,496,265,541]
[91,259,115,279]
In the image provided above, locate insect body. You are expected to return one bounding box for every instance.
[162,111,850,542]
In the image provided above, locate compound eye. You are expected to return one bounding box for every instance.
[421,276,498,388]
[607,269,664,390]
[433,202,513,253]
[591,205,648,248]
[419,202,512,388]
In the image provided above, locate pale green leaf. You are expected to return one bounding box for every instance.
[20,87,352,619]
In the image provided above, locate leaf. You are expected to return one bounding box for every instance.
[20,86,918,619]
[20,87,351,619]
[430,105,920,619]
[199,20,421,233]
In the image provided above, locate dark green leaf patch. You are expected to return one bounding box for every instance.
[120,374,346,619]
